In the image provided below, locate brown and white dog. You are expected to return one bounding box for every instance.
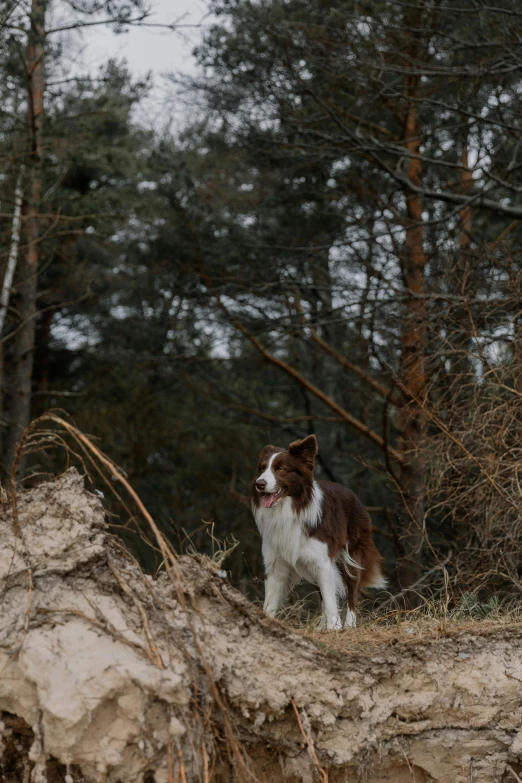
[251,434,385,629]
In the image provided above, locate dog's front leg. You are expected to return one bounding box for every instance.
[264,558,292,617]
[317,562,342,630]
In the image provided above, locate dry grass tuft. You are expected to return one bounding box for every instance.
[298,594,522,657]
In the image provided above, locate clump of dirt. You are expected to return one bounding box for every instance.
[1,469,522,783]
[0,470,194,782]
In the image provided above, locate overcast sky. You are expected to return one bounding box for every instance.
[63,0,210,128]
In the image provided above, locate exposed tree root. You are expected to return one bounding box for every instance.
[1,470,522,782]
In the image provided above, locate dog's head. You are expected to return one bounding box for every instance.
[251,435,318,509]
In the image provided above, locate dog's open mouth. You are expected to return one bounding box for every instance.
[260,491,283,508]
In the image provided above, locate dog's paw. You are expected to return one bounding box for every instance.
[326,616,343,631]
[344,610,357,628]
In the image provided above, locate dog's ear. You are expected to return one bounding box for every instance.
[288,434,318,471]
[257,445,281,466]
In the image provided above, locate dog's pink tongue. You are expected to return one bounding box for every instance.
[261,493,276,508]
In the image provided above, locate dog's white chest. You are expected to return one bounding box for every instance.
[253,483,324,569]
[254,497,306,567]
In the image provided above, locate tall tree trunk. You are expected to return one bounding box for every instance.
[449,134,474,398]
[0,167,25,337]
[309,250,340,459]
[396,35,427,590]
[458,142,472,258]
[33,308,53,418]
[0,167,25,459]
[5,0,46,475]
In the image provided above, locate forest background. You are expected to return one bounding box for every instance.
[2,0,522,610]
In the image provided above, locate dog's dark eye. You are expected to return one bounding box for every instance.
[260,463,266,471]
[275,465,283,472]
